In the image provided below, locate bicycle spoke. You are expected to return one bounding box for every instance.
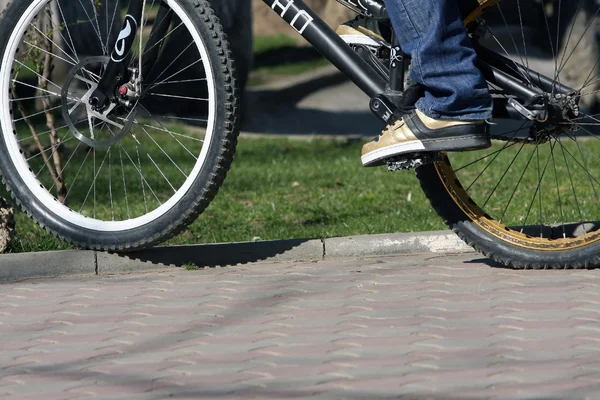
[145,40,197,84]
[29,22,77,65]
[140,22,184,60]
[538,0,557,95]
[116,140,131,220]
[139,122,203,144]
[557,0,585,75]
[137,0,147,79]
[516,0,530,72]
[482,140,527,209]
[149,77,207,90]
[559,133,600,207]
[64,143,92,202]
[105,0,120,51]
[536,143,553,235]
[55,0,80,63]
[89,0,106,55]
[483,24,532,84]
[466,140,514,191]
[499,141,538,223]
[14,103,67,123]
[495,3,531,84]
[33,123,95,178]
[557,133,600,187]
[46,141,82,193]
[17,121,76,143]
[138,103,202,159]
[572,133,600,208]
[26,136,74,162]
[137,122,188,178]
[553,0,563,89]
[12,93,56,102]
[555,7,600,83]
[131,126,180,193]
[141,0,159,37]
[79,146,109,215]
[549,140,566,238]
[145,57,202,93]
[133,136,149,212]
[14,60,72,97]
[516,139,540,230]
[580,74,600,91]
[455,126,526,173]
[24,40,76,67]
[557,136,584,223]
[75,0,105,53]
[125,137,161,206]
[146,93,208,102]
[155,115,208,124]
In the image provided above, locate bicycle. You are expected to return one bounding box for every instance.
[0,0,598,269]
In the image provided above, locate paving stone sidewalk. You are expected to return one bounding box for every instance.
[2,253,600,399]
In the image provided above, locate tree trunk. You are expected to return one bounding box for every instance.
[0,198,14,254]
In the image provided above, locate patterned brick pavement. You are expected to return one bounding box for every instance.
[2,253,600,399]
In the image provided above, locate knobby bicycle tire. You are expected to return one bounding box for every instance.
[417,0,600,268]
[0,0,240,250]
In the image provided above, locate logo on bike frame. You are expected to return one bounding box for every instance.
[271,0,314,35]
[339,0,370,12]
[112,15,138,62]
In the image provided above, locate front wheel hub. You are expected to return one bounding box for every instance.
[61,56,137,148]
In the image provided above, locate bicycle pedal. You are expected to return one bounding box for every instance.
[387,152,442,172]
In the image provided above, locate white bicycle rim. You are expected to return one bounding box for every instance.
[0,0,216,232]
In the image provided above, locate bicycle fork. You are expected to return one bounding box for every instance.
[90,0,173,110]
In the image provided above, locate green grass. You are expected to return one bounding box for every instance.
[165,138,446,246]
[253,34,299,56]
[448,138,600,228]
[183,263,199,271]
[5,134,600,252]
[3,136,447,253]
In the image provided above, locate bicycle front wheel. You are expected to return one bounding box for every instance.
[418,0,600,268]
[0,0,239,250]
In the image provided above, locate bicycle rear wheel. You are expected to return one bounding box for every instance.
[418,0,600,268]
[0,0,239,250]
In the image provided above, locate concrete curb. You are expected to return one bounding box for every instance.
[0,230,473,281]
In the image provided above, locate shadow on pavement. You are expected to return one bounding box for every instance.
[115,238,321,268]
[463,257,510,269]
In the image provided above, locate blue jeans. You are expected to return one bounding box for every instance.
[384,0,493,121]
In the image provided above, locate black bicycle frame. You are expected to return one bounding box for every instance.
[259,0,577,122]
[92,0,577,122]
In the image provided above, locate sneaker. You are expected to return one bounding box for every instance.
[361,109,491,167]
[336,17,387,48]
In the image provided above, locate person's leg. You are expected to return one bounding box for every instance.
[384,0,493,120]
[360,0,494,167]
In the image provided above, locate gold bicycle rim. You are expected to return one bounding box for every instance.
[432,1,600,251]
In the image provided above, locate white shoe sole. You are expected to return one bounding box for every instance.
[361,140,426,166]
[339,34,383,48]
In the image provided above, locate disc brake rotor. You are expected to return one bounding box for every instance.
[61,56,137,148]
